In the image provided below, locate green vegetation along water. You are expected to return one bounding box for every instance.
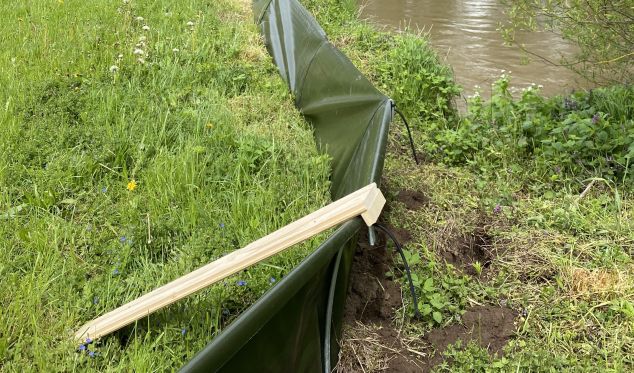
[304,0,634,371]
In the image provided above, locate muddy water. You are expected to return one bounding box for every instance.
[359,0,590,101]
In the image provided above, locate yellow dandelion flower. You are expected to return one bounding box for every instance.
[127,180,138,191]
[205,122,214,129]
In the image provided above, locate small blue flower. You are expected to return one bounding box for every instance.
[493,204,502,214]
[86,224,93,232]
[85,338,93,344]
[181,328,187,336]
[101,186,107,193]
[119,236,127,243]
[592,113,600,124]
[269,277,276,284]
[88,350,96,358]
[219,223,225,229]
[236,280,246,286]
[93,296,99,304]
[113,268,120,275]
[79,344,86,351]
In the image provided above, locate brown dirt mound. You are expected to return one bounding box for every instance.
[443,227,493,276]
[341,229,428,372]
[396,190,429,210]
[344,229,401,323]
[424,305,517,365]
[424,306,517,355]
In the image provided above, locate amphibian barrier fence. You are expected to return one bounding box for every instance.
[182,0,393,370]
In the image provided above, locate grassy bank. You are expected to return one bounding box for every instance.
[306,1,633,371]
[0,0,331,370]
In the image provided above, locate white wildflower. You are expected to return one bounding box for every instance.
[172,48,180,53]
[135,16,144,22]
[187,21,195,27]
[538,84,544,89]
[123,0,129,4]
[142,25,150,31]
[137,58,145,64]
[117,54,124,59]
[109,65,119,73]
[133,48,144,55]
[139,36,146,42]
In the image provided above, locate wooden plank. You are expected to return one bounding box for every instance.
[75,183,385,341]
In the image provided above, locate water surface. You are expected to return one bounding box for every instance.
[359,0,590,101]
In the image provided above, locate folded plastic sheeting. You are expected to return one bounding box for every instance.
[181,0,392,371]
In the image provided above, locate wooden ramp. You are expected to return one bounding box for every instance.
[75,183,385,341]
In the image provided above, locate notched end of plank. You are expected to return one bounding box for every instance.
[360,185,385,226]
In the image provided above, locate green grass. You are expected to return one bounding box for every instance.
[0,0,332,370]
[305,1,634,371]
[3,0,633,370]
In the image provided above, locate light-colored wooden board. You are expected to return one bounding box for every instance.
[75,183,385,341]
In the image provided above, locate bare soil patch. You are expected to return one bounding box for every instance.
[345,229,401,323]
[339,228,428,372]
[396,190,430,211]
[340,221,516,372]
[443,227,494,276]
[422,305,517,368]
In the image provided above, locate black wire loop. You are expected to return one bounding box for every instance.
[374,224,421,319]
[391,103,420,165]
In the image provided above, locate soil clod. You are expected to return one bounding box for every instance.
[423,306,517,366]
[396,190,429,210]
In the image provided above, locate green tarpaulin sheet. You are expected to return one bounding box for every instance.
[181,1,392,371]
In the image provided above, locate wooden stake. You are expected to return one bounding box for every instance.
[75,183,385,341]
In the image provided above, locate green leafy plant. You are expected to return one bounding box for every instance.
[426,76,634,185]
[472,261,483,276]
[402,250,470,327]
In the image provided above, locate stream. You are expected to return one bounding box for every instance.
[358,0,590,103]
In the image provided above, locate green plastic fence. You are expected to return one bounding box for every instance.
[181,0,392,371]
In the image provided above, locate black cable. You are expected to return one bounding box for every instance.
[391,103,420,165]
[323,247,343,373]
[374,224,421,319]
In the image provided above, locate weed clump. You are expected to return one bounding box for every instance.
[429,77,634,184]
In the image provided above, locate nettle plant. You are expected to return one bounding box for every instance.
[427,75,634,184]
